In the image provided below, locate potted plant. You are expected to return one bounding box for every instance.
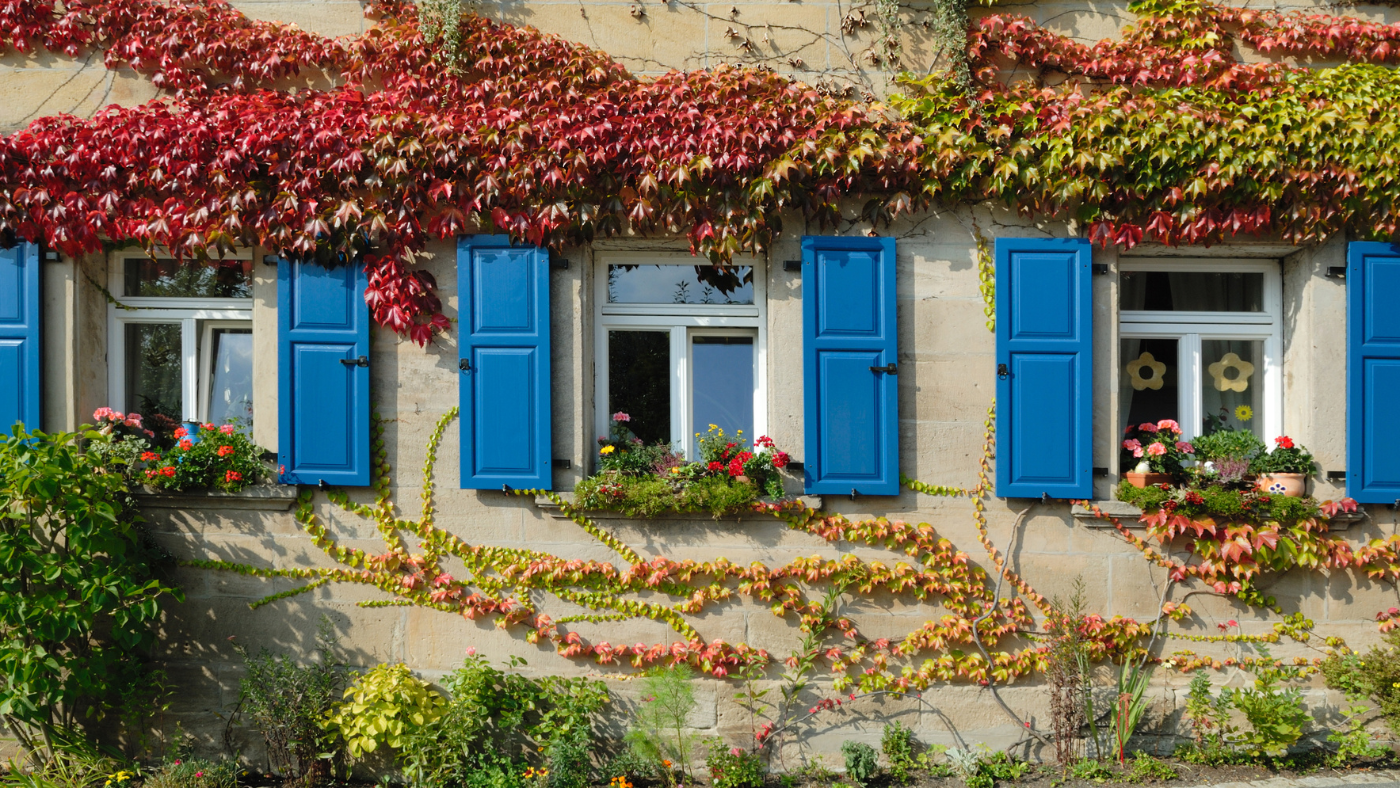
[1250,436,1315,497]
[1193,426,1267,491]
[1121,420,1194,487]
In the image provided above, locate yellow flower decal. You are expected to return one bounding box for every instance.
[1208,352,1254,392]
[1235,404,1253,422]
[1126,351,1166,391]
[599,445,615,455]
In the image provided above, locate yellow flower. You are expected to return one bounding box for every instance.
[1235,404,1254,422]
[600,445,615,455]
[709,424,718,430]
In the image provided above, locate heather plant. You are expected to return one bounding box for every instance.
[0,426,180,766]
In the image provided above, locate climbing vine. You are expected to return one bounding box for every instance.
[6,0,1400,340]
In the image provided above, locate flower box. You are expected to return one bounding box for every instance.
[1123,471,1173,488]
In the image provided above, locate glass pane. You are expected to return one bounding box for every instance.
[1120,271,1263,312]
[1201,339,1264,438]
[1120,337,1178,435]
[692,336,754,449]
[125,323,183,423]
[207,328,254,431]
[124,257,253,298]
[607,264,754,305]
[608,330,671,445]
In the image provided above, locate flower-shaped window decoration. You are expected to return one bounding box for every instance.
[1126,351,1166,391]
[1207,352,1254,392]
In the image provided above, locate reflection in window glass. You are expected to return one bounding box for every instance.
[1120,271,1263,312]
[608,330,671,446]
[1120,337,1178,434]
[124,258,253,298]
[125,323,183,422]
[692,336,753,446]
[607,265,754,305]
[208,329,254,431]
[1201,339,1263,438]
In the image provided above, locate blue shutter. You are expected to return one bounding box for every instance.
[458,236,552,490]
[0,243,39,433]
[277,258,370,486]
[995,238,1093,499]
[1348,242,1400,504]
[801,236,899,496]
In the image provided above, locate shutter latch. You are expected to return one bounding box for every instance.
[341,355,368,367]
[869,362,897,374]
[997,363,1008,379]
[458,359,472,372]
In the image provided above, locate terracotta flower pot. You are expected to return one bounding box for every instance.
[1256,472,1306,497]
[1124,472,1173,488]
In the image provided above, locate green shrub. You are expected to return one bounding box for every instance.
[233,623,344,783]
[1323,630,1400,738]
[0,727,126,788]
[706,741,764,788]
[397,654,608,788]
[1193,428,1266,463]
[328,663,445,759]
[140,422,267,492]
[1319,649,1392,765]
[1125,753,1178,783]
[1228,667,1310,758]
[880,722,917,784]
[0,427,181,764]
[839,742,877,788]
[1062,757,1114,784]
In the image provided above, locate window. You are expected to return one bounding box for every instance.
[108,255,255,431]
[594,256,766,461]
[1118,260,1282,445]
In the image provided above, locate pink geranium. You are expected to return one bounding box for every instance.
[1138,422,1158,432]
[1157,419,1182,433]
[1146,442,1166,456]
[611,412,631,422]
[220,424,236,435]
[1175,441,1195,454]
[1122,439,1141,452]
[93,407,117,421]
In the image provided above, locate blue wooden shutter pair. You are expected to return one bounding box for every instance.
[995,238,1093,499]
[802,236,899,495]
[278,259,371,486]
[1347,243,1400,503]
[0,243,40,433]
[458,236,552,490]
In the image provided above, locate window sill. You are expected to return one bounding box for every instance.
[533,492,822,521]
[1072,501,1367,531]
[133,483,298,512]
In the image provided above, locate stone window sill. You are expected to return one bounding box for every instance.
[533,492,822,521]
[133,483,299,512]
[1072,500,1367,531]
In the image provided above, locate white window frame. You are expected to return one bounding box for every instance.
[107,252,254,422]
[1119,258,1283,444]
[594,253,767,461]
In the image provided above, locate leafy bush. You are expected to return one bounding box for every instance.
[880,722,917,784]
[397,654,608,788]
[328,663,445,758]
[1061,757,1113,783]
[140,422,267,492]
[1228,667,1310,758]
[839,742,877,788]
[626,666,699,784]
[0,427,180,764]
[0,727,127,788]
[233,624,344,784]
[706,741,764,788]
[1321,640,1400,759]
[1116,480,1328,525]
[1193,427,1266,463]
[1125,753,1177,783]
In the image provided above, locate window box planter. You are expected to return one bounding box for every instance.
[1072,500,1366,531]
[1255,472,1307,497]
[133,482,298,512]
[533,492,822,521]
[1123,471,1173,488]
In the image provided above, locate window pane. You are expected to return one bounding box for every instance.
[608,330,671,445]
[1120,337,1178,434]
[1120,271,1263,312]
[1201,339,1264,438]
[692,336,754,448]
[607,265,754,305]
[125,323,183,422]
[208,328,254,431]
[124,257,253,298]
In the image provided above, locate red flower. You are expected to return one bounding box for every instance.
[140,451,160,462]
[160,466,176,477]
[708,461,723,471]
[772,451,789,469]
[1185,491,1205,505]
[1275,435,1295,449]
[217,445,235,457]
[173,427,188,438]
[179,439,193,451]
[225,470,243,483]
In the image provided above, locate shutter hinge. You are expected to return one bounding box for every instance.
[787,460,804,471]
[1326,470,1346,482]
[997,363,1008,379]
[553,458,572,470]
[458,358,472,372]
[1093,467,1109,477]
[340,355,368,367]
[783,260,802,272]
[869,362,897,374]
[1326,266,1346,280]
[850,488,859,500]
[549,250,569,270]
[1091,263,1109,275]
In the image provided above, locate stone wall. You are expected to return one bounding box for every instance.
[4,0,1398,772]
